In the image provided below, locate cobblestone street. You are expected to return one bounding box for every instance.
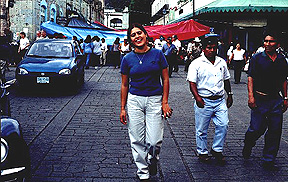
[7,65,288,181]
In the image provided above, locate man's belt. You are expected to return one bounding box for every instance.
[202,95,223,100]
[255,91,280,99]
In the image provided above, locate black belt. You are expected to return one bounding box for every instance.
[203,95,223,100]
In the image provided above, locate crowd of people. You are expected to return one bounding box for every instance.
[119,23,287,182]
[1,25,288,182]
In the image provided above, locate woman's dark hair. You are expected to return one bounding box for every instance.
[84,35,91,43]
[114,37,120,44]
[20,32,26,37]
[127,23,149,44]
[92,36,100,42]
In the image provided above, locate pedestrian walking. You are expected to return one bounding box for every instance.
[92,36,101,69]
[119,36,132,64]
[40,30,48,39]
[242,32,288,171]
[184,37,202,72]
[35,31,41,41]
[83,35,93,69]
[162,36,177,77]
[172,34,181,72]
[154,35,166,50]
[111,37,121,68]
[229,43,246,84]
[120,23,172,181]
[100,38,108,66]
[187,35,233,166]
[18,32,30,62]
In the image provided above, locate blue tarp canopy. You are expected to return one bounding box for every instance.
[40,21,126,46]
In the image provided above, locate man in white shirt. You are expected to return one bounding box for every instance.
[18,32,30,61]
[100,38,108,66]
[187,36,233,166]
[92,36,102,69]
[154,35,166,50]
[172,34,181,72]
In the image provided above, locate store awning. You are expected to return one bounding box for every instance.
[171,0,288,23]
[144,19,210,41]
[40,21,126,46]
[197,0,288,14]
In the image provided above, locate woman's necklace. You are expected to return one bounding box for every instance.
[135,53,146,64]
[135,47,150,64]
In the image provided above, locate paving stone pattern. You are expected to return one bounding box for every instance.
[7,66,288,182]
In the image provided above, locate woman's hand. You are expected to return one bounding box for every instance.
[162,103,173,119]
[248,96,257,109]
[120,109,127,125]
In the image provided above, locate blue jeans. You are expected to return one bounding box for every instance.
[85,53,92,66]
[194,97,229,154]
[244,96,283,162]
[127,93,164,179]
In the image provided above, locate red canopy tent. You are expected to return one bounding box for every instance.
[144,19,210,41]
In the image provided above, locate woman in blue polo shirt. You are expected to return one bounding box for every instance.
[120,23,173,181]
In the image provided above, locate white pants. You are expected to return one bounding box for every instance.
[127,93,164,179]
[100,50,107,65]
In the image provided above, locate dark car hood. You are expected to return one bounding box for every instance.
[19,57,74,72]
[1,118,21,137]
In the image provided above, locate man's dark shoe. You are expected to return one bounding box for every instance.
[148,158,157,176]
[198,154,210,163]
[211,149,226,166]
[140,178,150,182]
[242,145,252,159]
[262,161,279,171]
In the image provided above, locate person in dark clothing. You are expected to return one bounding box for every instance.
[242,32,288,171]
[162,37,177,77]
[111,37,121,68]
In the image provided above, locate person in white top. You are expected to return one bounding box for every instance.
[172,34,181,72]
[40,30,48,39]
[100,38,108,66]
[35,31,41,41]
[92,36,102,69]
[154,35,166,50]
[187,36,233,166]
[229,43,246,84]
[119,37,132,63]
[18,32,30,61]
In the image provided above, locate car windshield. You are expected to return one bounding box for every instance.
[27,42,73,58]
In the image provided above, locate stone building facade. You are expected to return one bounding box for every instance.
[0,0,9,36]
[6,0,103,41]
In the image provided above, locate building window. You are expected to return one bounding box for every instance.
[50,4,57,22]
[110,18,122,28]
[40,0,48,24]
[59,8,63,17]
[40,6,47,24]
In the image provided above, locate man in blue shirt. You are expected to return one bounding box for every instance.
[243,32,288,170]
[162,37,177,77]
